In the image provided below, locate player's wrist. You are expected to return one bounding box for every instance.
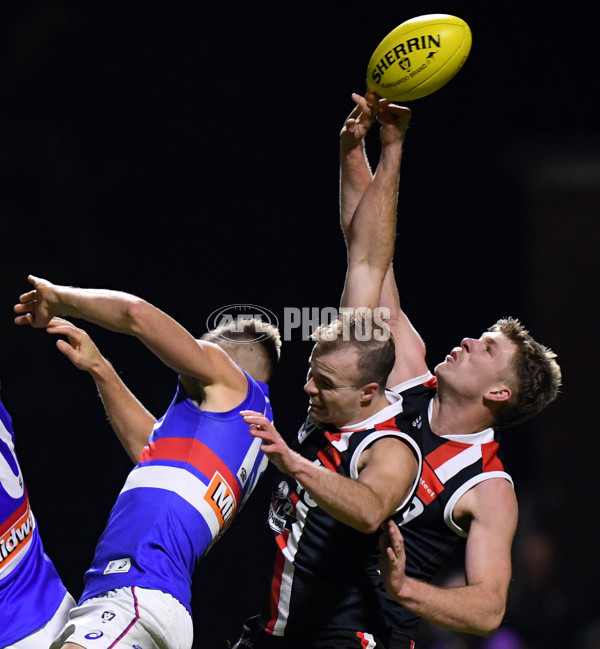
[87,355,113,381]
[393,575,419,604]
[341,135,367,154]
[51,284,77,318]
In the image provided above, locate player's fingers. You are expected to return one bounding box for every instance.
[46,318,84,336]
[19,291,37,305]
[393,531,404,554]
[385,103,411,116]
[48,316,73,327]
[14,313,33,326]
[347,99,362,119]
[55,338,79,360]
[46,324,81,343]
[351,92,375,116]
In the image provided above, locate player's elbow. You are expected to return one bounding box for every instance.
[474,601,506,636]
[358,518,380,535]
[355,508,389,535]
[123,297,155,336]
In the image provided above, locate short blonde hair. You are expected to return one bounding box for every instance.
[203,318,281,378]
[489,317,561,429]
[311,309,395,390]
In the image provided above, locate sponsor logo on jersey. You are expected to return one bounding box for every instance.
[417,463,445,505]
[103,557,132,575]
[0,498,33,569]
[205,471,237,531]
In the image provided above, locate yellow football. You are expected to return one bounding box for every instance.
[367,14,472,101]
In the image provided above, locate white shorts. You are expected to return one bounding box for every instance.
[49,586,194,649]
[6,591,76,649]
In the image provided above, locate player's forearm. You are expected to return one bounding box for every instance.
[391,577,506,636]
[50,285,142,336]
[88,356,156,463]
[347,140,402,270]
[290,454,387,533]
[340,141,373,237]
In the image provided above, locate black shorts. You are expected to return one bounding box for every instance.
[387,632,416,649]
[230,617,395,649]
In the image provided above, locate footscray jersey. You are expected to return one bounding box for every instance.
[0,399,68,646]
[375,373,514,638]
[258,394,422,641]
[81,372,272,615]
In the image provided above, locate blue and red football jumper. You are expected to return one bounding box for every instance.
[81,371,272,615]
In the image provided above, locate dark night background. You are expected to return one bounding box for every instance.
[1,2,598,647]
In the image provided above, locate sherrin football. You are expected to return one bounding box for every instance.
[367,14,472,101]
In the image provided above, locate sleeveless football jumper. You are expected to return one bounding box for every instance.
[256,395,421,642]
[377,373,513,642]
[81,371,272,615]
[0,400,68,646]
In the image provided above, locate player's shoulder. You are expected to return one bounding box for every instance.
[457,476,517,523]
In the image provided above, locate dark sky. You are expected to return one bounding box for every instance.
[1,2,598,647]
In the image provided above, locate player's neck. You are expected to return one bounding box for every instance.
[340,392,391,429]
[430,395,494,437]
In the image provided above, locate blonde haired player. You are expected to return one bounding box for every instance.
[14,280,280,649]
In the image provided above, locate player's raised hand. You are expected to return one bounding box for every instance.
[340,91,382,150]
[377,103,411,146]
[46,317,105,374]
[14,275,59,328]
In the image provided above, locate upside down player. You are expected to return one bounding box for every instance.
[338,92,562,645]
[0,378,76,648]
[233,98,420,648]
[13,281,280,649]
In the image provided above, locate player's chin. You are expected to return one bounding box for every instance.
[433,359,450,375]
[307,404,327,421]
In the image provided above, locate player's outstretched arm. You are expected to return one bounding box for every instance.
[340,97,410,311]
[14,275,247,398]
[378,268,428,387]
[241,411,418,533]
[46,317,155,463]
[338,96,426,386]
[339,92,377,239]
[379,478,517,635]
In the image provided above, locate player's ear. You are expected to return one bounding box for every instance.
[484,384,512,403]
[359,382,380,405]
